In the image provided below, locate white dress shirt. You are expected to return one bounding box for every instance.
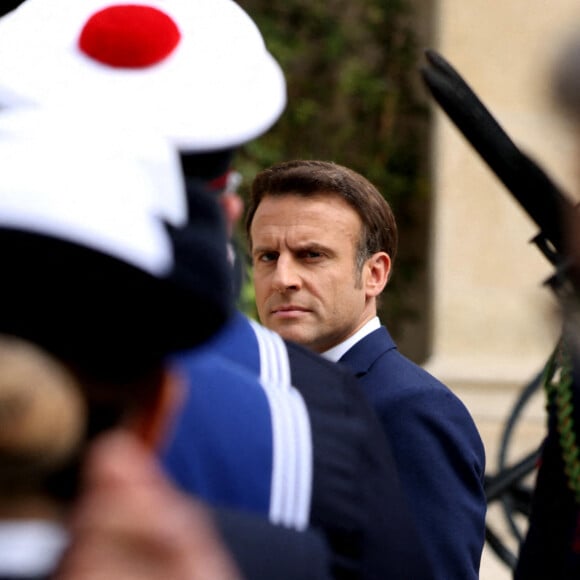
[322,316,381,363]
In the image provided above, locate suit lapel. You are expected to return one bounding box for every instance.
[338,327,396,377]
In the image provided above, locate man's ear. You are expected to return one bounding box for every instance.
[364,252,391,298]
[130,370,185,451]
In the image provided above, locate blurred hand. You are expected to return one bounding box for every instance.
[54,429,242,580]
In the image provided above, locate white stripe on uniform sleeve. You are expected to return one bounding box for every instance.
[248,319,312,530]
[249,319,291,388]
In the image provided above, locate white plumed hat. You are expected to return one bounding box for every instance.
[0,0,286,151]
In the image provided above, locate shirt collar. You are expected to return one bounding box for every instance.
[321,316,381,362]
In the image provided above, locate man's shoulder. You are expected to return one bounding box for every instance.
[353,327,443,383]
[377,347,447,390]
[349,327,473,410]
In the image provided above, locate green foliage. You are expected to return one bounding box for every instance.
[236,252,258,320]
[236,0,430,340]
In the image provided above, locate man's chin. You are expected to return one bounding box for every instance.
[267,321,310,346]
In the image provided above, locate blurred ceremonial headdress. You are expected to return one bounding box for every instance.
[0,110,232,380]
[0,0,286,152]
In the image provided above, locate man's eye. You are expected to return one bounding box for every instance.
[258,252,278,263]
[299,250,324,260]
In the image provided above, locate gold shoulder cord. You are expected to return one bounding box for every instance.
[543,341,580,505]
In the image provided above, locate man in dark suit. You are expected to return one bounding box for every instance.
[246,159,487,580]
[163,165,433,580]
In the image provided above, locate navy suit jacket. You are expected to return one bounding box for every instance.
[339,326,486,579]
[214,508,334,580]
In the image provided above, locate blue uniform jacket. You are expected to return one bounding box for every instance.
[339,326,487,580]
[161,330,312,530]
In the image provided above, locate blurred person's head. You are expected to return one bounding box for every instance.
[0,110,232,511]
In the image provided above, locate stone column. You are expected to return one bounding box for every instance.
[426,0,580,409]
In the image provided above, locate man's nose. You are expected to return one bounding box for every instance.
[271,255,301,292]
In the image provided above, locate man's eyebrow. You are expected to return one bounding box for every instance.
[251,244,277,255]
[294,240,330,250]
[252,240,334,254]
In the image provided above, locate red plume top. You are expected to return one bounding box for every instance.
[79,4,181,68]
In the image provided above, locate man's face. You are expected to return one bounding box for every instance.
[250,193,377,353]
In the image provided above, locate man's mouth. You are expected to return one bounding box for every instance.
[271,305,309,318]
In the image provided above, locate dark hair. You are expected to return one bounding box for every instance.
[246,160,398,274]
